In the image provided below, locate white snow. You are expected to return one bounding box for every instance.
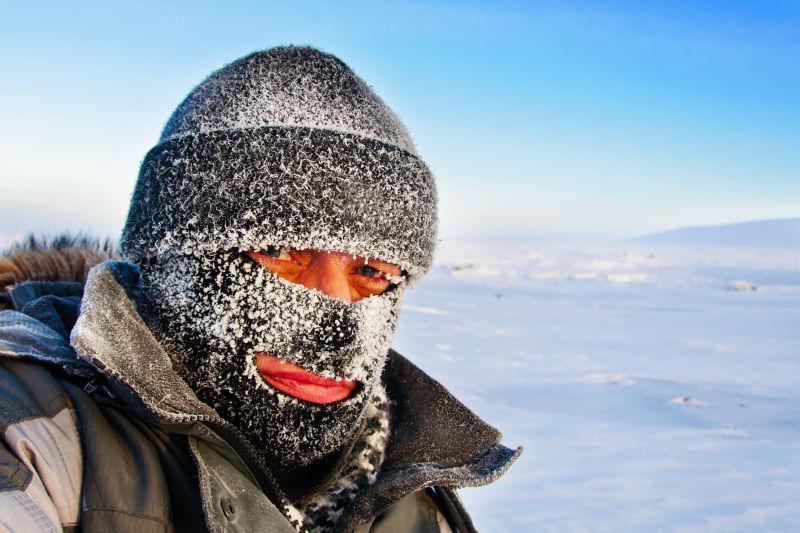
[404,304,447,315]
[727,280,758,292]
[576,373,635,386]
[393,240,800,532]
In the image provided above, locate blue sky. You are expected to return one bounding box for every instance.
[1,1,798,241]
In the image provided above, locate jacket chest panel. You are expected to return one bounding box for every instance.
[189,437,295,533]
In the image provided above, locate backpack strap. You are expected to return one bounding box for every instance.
[425,486,478,533]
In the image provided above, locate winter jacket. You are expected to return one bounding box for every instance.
[0,258,520,532]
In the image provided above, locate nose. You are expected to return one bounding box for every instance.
[295,251,353,302]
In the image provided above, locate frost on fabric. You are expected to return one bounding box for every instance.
[122,127,438,283]
[140,251,402,468]
[299,384,390,532]
[160,46,418,155]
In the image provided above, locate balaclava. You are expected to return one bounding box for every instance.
[120,47,437,487]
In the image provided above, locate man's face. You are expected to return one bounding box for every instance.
[245,248,402,405]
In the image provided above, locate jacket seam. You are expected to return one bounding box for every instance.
[83,507,170,527]
[0,462,33,492]
[0,408,74,436]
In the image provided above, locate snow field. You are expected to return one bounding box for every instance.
[393,242,800,532]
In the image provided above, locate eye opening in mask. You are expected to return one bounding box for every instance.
[244,247,406,301]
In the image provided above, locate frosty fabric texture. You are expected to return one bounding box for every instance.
[140,251,402,469]
[289,384,390,532]
[160,45,417,153]
[121,46,438,281]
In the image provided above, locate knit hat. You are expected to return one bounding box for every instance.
[120,46,438,281]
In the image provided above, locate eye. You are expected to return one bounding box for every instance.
[246,248,309,283]
[354,264,383,279]
[263,246,291,261]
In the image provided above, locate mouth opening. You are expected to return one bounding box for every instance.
[254,353,358,405]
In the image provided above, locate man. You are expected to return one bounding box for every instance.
[0,46,519,532]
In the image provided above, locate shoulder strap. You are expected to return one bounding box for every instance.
[425,486,478,533]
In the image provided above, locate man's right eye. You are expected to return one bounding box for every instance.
[246,249,307,284]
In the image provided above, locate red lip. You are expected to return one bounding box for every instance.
[254,353,356,405]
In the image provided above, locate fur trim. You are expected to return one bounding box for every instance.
[0,235,118,307]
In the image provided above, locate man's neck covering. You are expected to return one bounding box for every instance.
[117,46,438,513]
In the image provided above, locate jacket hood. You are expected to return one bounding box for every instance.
[0,253,521,529]
[0,235,117,303]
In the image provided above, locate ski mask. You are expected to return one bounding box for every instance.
[140,250,401,467]
[120,47,437,469]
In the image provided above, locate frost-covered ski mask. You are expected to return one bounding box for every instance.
[119,47,437,467]
[141,251,401,466]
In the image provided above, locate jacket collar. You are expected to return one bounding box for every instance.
[71,261,220,423]
[68,260,520,527]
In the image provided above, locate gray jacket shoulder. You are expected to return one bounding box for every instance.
[0,352,82,532]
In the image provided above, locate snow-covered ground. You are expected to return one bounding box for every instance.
[394,241,800,532]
